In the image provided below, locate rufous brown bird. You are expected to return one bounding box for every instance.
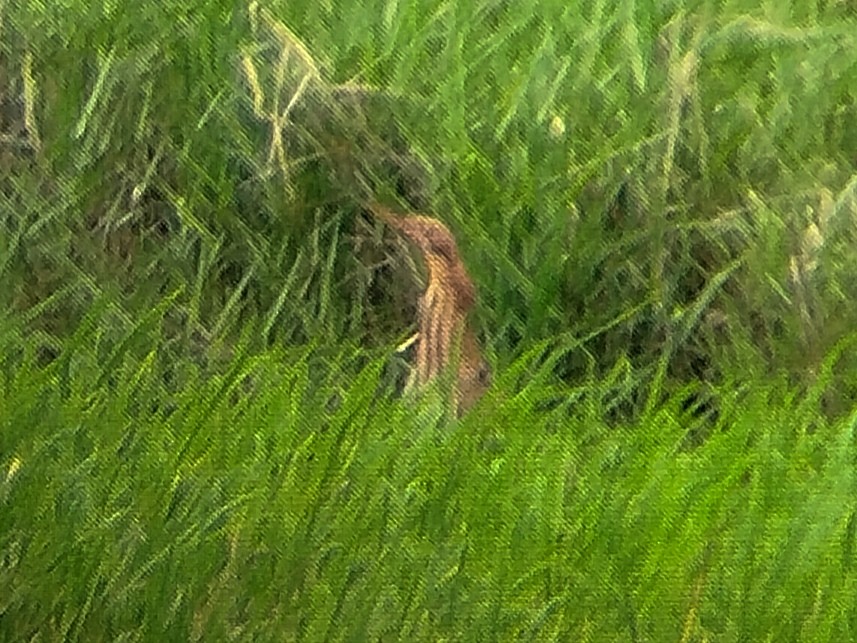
[368,202,490,416]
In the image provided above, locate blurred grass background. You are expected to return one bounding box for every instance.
[2,0,857,640]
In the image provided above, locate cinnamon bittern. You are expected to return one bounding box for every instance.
[369,203,490,416]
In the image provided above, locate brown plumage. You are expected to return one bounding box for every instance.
[369,202,490,416]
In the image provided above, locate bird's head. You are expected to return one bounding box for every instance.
[371,205,476,310]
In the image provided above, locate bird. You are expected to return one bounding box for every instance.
[368,202,490,416]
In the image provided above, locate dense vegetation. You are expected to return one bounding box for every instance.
[2,0,857,639]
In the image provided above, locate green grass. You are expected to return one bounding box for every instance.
[2,0,857,639]
[3,310,857,639]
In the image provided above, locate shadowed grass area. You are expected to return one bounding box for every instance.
[2,0,857,639]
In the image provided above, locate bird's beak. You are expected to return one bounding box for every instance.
[380,215,429,254]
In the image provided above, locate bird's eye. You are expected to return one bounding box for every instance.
[421,226,455,261]
[478,363,492,386]
[431,239,456,262]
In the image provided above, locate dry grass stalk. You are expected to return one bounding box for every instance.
[789,190,830,355]
[369,202,490,416]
